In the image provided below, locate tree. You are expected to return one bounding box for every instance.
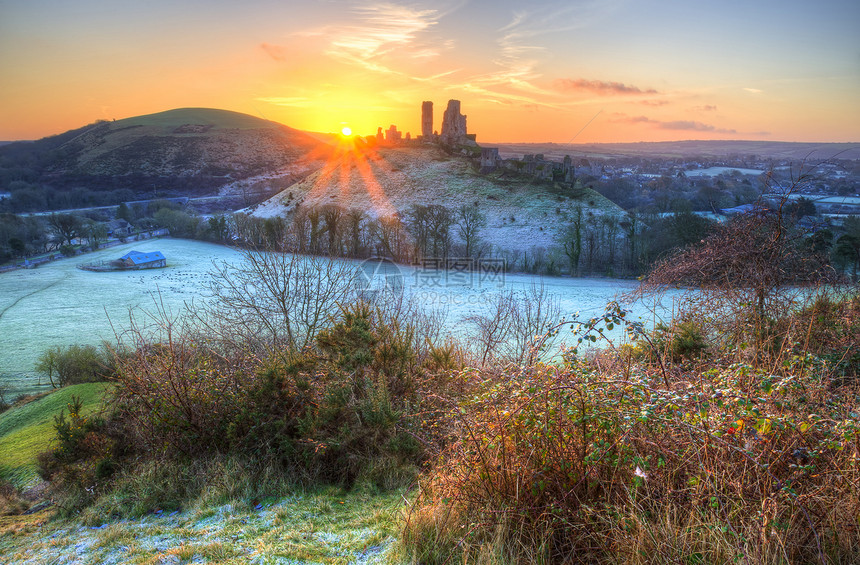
[116,201,132,223]
[560,206,583,276]
[321,204,345,256]
[456,204,486,258]
[48,213,82,247]
[208,215,229,242]
[786,196,817,219]
[81,220,107,249]
[346,209,366,258]
[203,247,359,357]
[639,203,838,351]
[833,235,860,281]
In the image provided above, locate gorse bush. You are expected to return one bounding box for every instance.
[651,318,708,362]
[94,300,450,498]
[402,357,860,564]
[37,396,113,513]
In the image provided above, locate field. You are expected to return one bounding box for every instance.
[0,238,671,398]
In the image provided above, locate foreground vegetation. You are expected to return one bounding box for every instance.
[1,203,858,564]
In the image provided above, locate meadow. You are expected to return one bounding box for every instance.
[0,238,666,398]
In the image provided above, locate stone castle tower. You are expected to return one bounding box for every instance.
[440,99,467,145]
[421,101,433,139]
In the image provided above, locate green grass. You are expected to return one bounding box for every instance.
[0,383,111,488]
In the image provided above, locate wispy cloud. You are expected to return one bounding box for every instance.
[321,3,441,75]
[555,78,658,95]
[448,2,626,107]
[743,87,763,94]
[693,104,718,111]
[613,114,736,134]
[640,99,669,106]
[259,42,286,62]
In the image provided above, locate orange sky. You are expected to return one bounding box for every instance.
[1,0,858,143]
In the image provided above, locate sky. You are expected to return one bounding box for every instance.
[1,0,858,143]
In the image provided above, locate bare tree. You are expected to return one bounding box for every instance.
[456,204,486,258]
[638,197,839,354]
[48,213,82,247]
[468,284,561,366]
[321,204,345,256]
[560,206,583,276]
[201,247,359,359]
[346,208,366,258]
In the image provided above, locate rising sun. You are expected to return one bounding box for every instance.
[341,126,352,136]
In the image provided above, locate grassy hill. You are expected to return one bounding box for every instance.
[0,108,330,201]
[250,144,625,256]
[0,383,111,488]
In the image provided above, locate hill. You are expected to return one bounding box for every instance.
[249,144,624,255]
[0,108,329,206]
[0,383,111,489]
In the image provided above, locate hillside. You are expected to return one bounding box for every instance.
[0,108,329,201]
[0,383,110,489]
[249,144,624,255]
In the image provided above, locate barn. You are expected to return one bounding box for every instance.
[120,250,166,269]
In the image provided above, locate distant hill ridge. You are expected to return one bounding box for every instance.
[0,108,328,197]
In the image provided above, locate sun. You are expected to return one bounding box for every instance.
[341,126,352,136]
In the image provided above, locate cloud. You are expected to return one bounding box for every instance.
[554,78,659,95]
[322,3,440,74]
[640,99,669,106]
[743,87,763,94]
[694,104,717,111]
[614,114,736,134]
[260,42,286,62]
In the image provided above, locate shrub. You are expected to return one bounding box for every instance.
[402,360,860,564]
[99,300,449,499]
[36,396,112,513]
[35,344,113,388]
[651,319,708,361]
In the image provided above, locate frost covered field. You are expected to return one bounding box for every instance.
[0,238,667,397]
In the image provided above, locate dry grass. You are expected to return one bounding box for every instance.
[401,357,860,564]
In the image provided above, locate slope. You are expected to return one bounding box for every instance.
[0,108,330,200]
[250,144,624,256]
[0,383,111,488]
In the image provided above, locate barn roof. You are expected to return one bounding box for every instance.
[120,250,165,265]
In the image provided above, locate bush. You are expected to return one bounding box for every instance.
[35,344,114,388]
[36,396,112,513]
[651,319,708,361]
[402,360,860,564]
[101,300,448,496]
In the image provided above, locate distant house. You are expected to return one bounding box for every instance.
[107,219,134,237]
[120,250,166,269]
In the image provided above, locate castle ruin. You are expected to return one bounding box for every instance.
[440,100,468,145]
[421,101,433,139]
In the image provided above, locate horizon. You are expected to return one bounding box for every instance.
[1,0,859,144]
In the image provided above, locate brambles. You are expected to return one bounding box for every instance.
[402,360,860,564]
